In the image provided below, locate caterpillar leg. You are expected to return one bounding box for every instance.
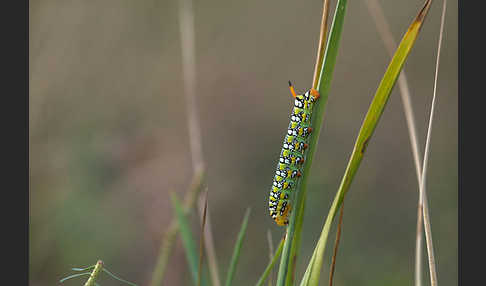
[275,203,291,226]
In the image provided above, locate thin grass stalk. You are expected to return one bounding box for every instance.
[363,0,423,184]
[286,2,332,284]
[312,0,332,90]
[328,202,344,286]
[276,1,344,285]
[149,0,211,283]
[300,2,433,285]
[179,0,203,174]
[83,260,103,286]
[363,1,425,285]
[420,1,447,285]
[178,0,221,283]
[415,204,424,286]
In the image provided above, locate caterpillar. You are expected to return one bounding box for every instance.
[268,82,320,226]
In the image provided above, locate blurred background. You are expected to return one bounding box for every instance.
[29,0,457,285]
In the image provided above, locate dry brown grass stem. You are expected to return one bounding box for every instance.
[312,0,332,89]
[178,0,221,284]
[365,1,446,286]
[420,1,447,286]
[179,0,204,174]
[328,203,344,286]
[363,0,423,183]
[363,1,427,285]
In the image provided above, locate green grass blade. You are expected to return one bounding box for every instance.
[299,1,433,286]
[276,0,348,285]
[71,265,96,272]
[255,237,285,286]
[224,208,252,286]
[170,192,202,286]
[60,272,92,283]
[102,268,138,286]
[286,1,332,282]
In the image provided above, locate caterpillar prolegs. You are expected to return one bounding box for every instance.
[268,82,320,226]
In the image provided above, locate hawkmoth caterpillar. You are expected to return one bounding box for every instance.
[268,82,320,226]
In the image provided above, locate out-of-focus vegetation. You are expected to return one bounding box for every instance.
[29,0,457,285]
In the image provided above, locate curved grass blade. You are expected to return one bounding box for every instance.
[224,208,251,286]
[60,272,92,283]
[102,268,138,286]
[299,1,433,285]
[420,1,447,285]
[328,203,344,286]
[171,192,206,286]
[255,237,285,286]
[276,0,346,285]
[71,265,96,272]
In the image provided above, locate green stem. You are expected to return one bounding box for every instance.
[275,0,347,285]
[286,1,332,284]
[83,260,103,286]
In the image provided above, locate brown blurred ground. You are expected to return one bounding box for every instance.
[29,0,457,285]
